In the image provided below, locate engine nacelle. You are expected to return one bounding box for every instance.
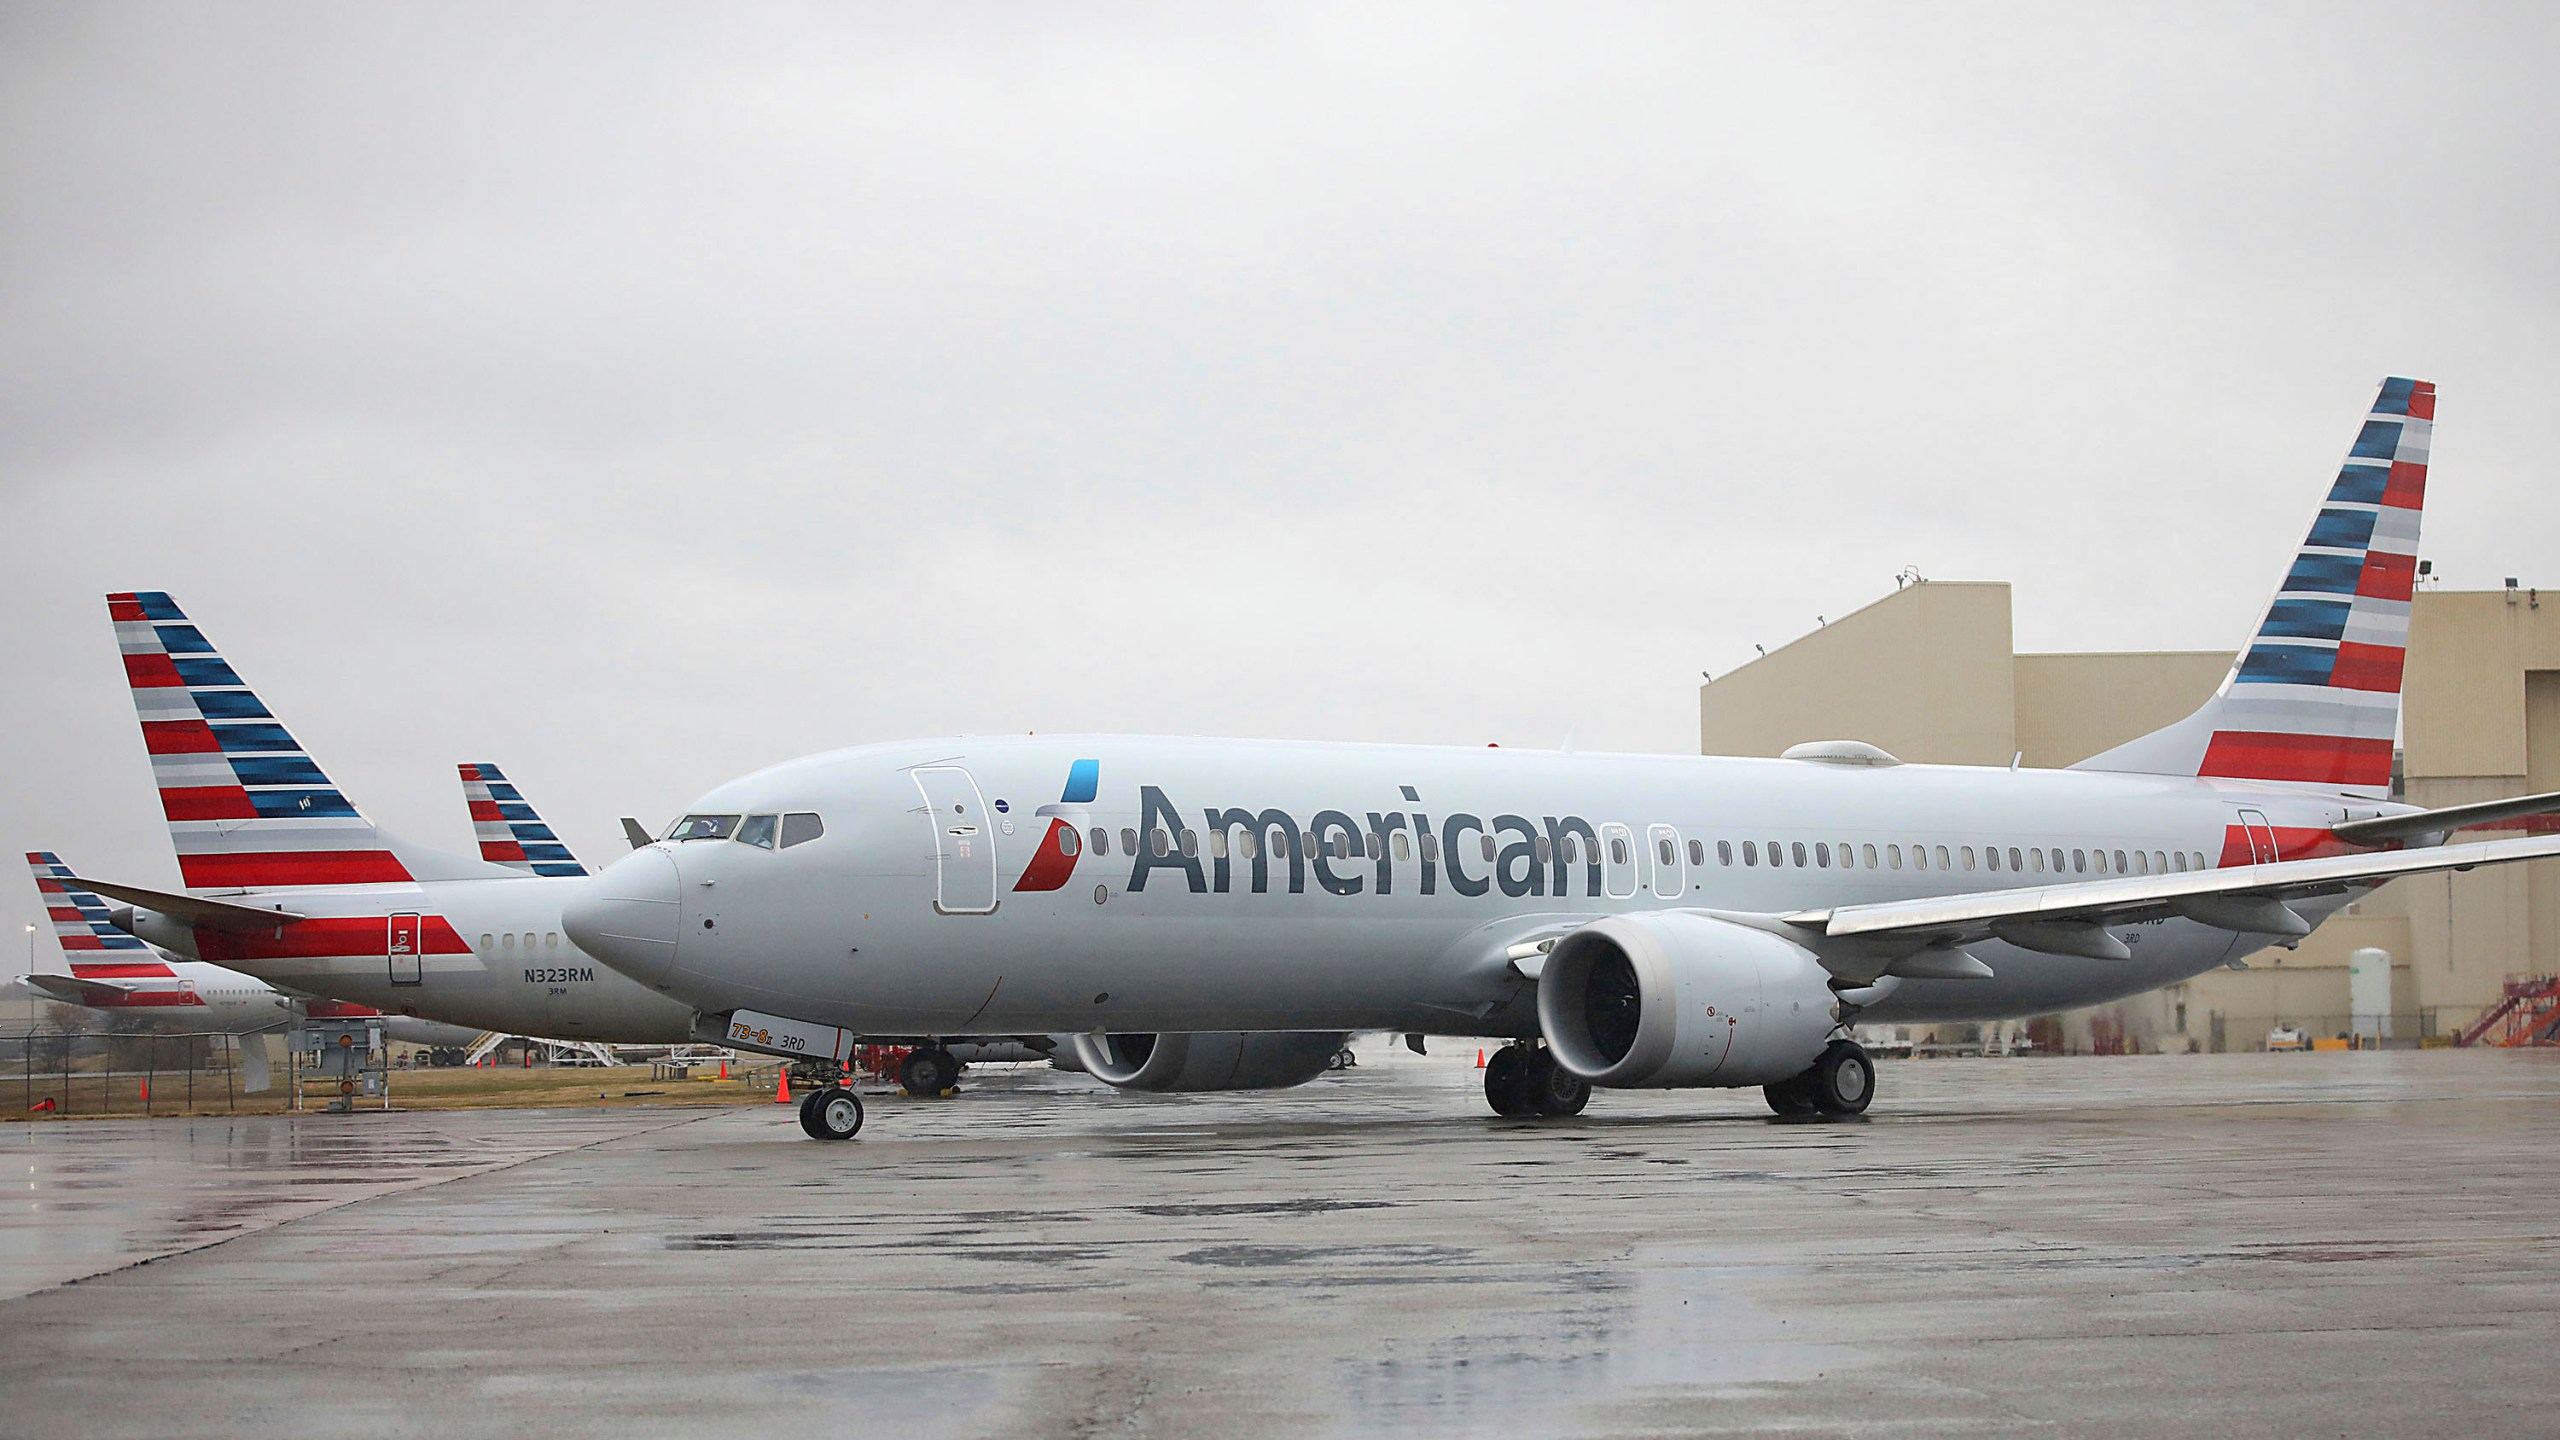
[1069,1031,1348,1092]
[1538,912,1837,1088]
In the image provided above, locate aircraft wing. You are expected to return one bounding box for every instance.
[1786,832,2560,959]
[57,876,302,933]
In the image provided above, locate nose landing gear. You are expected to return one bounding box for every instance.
[1483,1043,1591,1118]
[797,1086,865,1140]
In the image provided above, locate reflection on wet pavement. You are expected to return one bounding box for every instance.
[0,1050,2556,1437]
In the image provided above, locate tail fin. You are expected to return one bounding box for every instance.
[26,851,171,976]
[458,764,589,877]
[2074,377,2432,798]
[108,592,414,889]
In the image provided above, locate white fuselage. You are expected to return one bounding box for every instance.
[129,873,696,1043]
[567,736,2385,1037]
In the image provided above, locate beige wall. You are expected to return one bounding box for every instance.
[1698,582,2017,766]
[2013,650,2232,770]
[1697,582,2560,1050]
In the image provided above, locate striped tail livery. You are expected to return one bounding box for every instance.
[459,764,589,877]
[2076,377,2431,798]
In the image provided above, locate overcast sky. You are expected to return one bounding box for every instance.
[5,3,2556,968]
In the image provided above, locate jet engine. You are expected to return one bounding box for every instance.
[1537,912,1836,1088]
[1068,1031,1348,1092]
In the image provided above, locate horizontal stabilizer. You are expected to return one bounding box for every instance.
[61,875,302,933]
[18,974,123,1002]
[2330,791,2560,844]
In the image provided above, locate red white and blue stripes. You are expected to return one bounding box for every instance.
[459,763,588,877]
[2197,378,2431,797]
[109,592,412,889]
[26,852,161,963]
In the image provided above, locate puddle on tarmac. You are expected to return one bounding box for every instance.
[1333,1251,1859,1436]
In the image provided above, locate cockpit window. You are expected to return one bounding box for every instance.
[668,814,741,841]
[779,812,825,848]
[737,814,779,850]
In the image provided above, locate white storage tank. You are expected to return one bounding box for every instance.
[2350,947,2393,1041]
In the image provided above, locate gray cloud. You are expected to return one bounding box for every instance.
[6,2,2556,957]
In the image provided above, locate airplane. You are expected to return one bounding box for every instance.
[561,376,2560,1140]
[66,620,1296,1099]
[18,852,482,1089]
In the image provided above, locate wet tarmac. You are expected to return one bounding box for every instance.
[3,1048,2556,1437]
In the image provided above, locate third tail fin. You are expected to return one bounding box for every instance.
[458,764,589,877]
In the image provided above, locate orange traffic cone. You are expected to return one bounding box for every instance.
[717,1059,729,1081]
[775,1069,791,1105]
[140,1078,149,1101]
[1475,1050,1486,1068]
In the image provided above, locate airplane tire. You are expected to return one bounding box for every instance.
[1807,1040,1875,1118]
[1483,1045,1536,1117]
[1763,1075,1818,1117]
[899,1048,958,1097]
[1526,1049,1591,1117]
[800,1086,864,1140]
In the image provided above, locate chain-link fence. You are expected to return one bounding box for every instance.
[2,1026,296,1118]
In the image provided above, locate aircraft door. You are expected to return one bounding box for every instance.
[388,913,423,986]
[1648,825,1685,899]
[913,767,1000,914]
[2236,808,2279,864]
[1600,823,1640,899]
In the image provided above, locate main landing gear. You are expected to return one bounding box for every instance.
[1483,1043,1591,1118]
[898,1046,961,1098]
[1763,1039,1874,1120]
[797,1086,865,1140]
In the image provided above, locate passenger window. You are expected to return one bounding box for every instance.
[2133,850,2148,875]
[669,813,741,842]
[1716,840,1732,866]
[1961,846,1975,871]
[2155,851,2168,873]
[779,813,825,848]
[1180,829,1198,858]
[1768,839,1784,867]
[1121,828,1139,856]
[502,933,515,952]
[1090,827,1110,857]
[2073,849,2087,873]
[1061,826,1082,857]
[2114,850,2129,873]
[1420,833,1439,862]
[1690,840,1706,867]
[2009,847,2023,872]
[1814,843,1830,868]
[1742,840,1758,866]
[547,933,559,949]
[1887,844,1902,870]
[1151,829,1170,858]
[1536,836,1553,865]
[2171,851,2186,872]
[1792,842,1808,868]
[1660,838,1678,866]
[1393,832,1411,863]
[1305,832,1321,859]
[2030,848,2045,873]
[2050,848,2065,873]
[1985,847,1999,873]
[1912,845,1927,871]
[1206,829,1225,859]
[2195,851,2208,870]
[1239,830,1259,860]
[1862,843,1879,869]
[1608,837,1628,866]
[2094,851,2109,874]
[480,933,494,952]
[1483,835,1499,863]
[737,814,779,850]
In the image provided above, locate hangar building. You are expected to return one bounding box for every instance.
[1698,580,2560,1051]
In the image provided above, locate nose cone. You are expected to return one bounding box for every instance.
[563,847,681,988]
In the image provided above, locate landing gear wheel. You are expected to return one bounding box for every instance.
[1807,1040,1874,1117]
[799,1085,864,1140]
[1526,1049,1591,1118]
[899,1048,959,1097]
[1762,1074,1818,1117]
[1483,1045,1536,1117]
